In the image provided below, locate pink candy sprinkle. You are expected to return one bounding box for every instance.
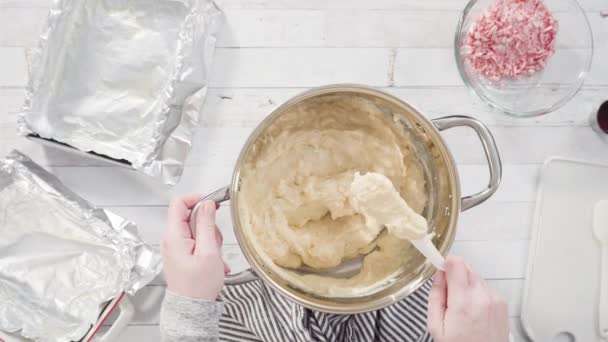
[462,0,558,81]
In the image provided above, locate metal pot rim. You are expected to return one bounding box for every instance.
[190,84,502,313]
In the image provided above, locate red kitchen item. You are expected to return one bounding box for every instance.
[590,101,608,142]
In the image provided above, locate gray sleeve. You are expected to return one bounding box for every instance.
[160,290,224,342]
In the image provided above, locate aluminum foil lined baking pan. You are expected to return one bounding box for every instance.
[0,151,161,342]
[19,0,223,185]
[0,295,134,342]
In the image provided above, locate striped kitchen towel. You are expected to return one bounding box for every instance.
[219,280,433,342]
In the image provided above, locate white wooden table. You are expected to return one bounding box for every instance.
[1,0,607,341]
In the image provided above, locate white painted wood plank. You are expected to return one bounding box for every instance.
[4,124,608,169]
[214,0,608,12]
[47,166,195,206]
[451,240,528,279]
[218,9,327,48]
[2,8,606,48]
[0,137,130,167]
[218,10,459,48]
[0,7,46,46]
[0,89,24,119]
[0,162,537,206]
[4,46,607,88]
[4,0,606,11]
[457,202,534,241]
[200,87,606,127]
[190,0,477,11]
[3,86,604,130]
[1,88,603,171]
[400,87,603,127]
[325,11,456,48]
[0,48,27,86]
[108,206,168,245]
[442,126,608,165]
[96,325,160,342]
[209,48,392,87]
[0,0,50,7]
[459,164,539,203]
[393,48,462,86]
[217,10,460,48]
[326,11,606,48]
[395,48,608,87]
[0,46,379,88]
[207,48,604,87]
[488,279,524,318]
[0,2,600,341]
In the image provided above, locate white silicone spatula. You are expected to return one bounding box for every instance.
[593,200,608,338]
[410,234,445,271]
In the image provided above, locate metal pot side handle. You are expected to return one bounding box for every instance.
[189,186,258,285]
[432,116,503,211]
[85,293,134,342]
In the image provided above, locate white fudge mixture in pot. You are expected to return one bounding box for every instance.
[237,94,429,296]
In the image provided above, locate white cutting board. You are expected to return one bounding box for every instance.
[521,158,608,342]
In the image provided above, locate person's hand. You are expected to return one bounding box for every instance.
[161,195,229,300]
[427,256,509,342]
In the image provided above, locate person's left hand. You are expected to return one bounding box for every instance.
[161,195,229,301]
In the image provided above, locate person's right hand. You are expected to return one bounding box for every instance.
[161,195,229,301]
[427,256,509,342]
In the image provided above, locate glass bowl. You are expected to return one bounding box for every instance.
[455,0,593,117]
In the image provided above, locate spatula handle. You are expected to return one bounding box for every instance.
[410,235,445,271]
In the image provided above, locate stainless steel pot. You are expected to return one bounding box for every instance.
[190,84,502,313]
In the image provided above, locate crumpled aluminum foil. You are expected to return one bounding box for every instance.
[0,151,161,342]
[19,0,222,185]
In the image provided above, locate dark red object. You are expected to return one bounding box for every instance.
[597,101,608,134]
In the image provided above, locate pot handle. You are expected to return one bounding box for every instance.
[90,294,134,342]
[431,116,502,211]
[82,293,133,342]
[189,186,258,285]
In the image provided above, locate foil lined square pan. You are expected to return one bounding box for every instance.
[19,0,222,185]
[0,151,161,342]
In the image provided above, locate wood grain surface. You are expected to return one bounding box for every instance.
[1,0,607,340]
